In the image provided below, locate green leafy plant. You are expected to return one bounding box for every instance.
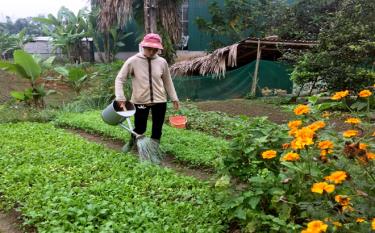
[0,122,229,232]
[54,66,90,94]
[0,50,55,107]
[219,91,375,232]
[54,110,228,168]
[33,7,91,63]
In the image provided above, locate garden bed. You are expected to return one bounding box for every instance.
[0,123,229,232]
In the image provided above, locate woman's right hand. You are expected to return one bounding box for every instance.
[117,101,127,111]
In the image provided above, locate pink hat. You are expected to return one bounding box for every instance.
[140,33,164,50]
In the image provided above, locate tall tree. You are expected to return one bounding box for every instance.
[291,0,375,92]
[195,0,289,50]
[34,7,92,63]
[92,0,182,63]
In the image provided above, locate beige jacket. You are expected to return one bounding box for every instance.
[115,53,179,104]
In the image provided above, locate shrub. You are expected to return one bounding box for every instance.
[219,89,375,232]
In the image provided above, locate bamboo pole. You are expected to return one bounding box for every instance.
[250,39,262,96]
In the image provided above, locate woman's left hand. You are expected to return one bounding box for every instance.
[173,101,180,110]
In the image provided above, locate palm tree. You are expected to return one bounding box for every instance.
[92,0,182,62]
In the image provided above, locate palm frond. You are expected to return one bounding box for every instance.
[96,0,134,32]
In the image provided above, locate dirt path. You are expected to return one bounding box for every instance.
[66,129,215,181]
[0,210,24,233]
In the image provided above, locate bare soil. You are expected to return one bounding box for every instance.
[0,209,36,233]
[196,99,292,124]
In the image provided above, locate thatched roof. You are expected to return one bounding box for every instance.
[170,37,318,77]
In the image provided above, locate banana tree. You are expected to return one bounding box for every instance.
[54,66,91,95]
[0,29,30,59]
[0,50,55,107]
[33,7,91,63]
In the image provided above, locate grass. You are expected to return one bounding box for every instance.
[0,122,228,232]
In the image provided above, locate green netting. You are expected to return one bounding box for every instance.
[173,60,293,100]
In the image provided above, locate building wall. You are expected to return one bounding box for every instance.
[24,41,63,59]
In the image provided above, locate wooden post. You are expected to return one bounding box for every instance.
[250,39,262,97]
[144,0,157,34]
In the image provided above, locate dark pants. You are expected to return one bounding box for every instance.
[133,103,167,140]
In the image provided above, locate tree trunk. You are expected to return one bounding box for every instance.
[144,0,157,34]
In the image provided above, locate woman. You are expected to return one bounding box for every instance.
[115,33,179,152]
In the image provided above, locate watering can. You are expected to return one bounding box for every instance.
[101,101,143,138]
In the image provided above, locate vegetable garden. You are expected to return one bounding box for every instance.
[0,71,374,232]
[1,0,374,232]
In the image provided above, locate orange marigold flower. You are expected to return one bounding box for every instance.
[261,150,277,159]
[288,120,302,129]
[282,152,300,161]
[292,127,315,149]
[331,90,349,100]
[306,220,328,233]
[372,218,375,230]
[324,184,335,193]
[359,143,367,150]
[324,171,347,184]
[356,218,365,223]
[343,130,358,138]
[367,152,375,160]
[318,140,334,150]
[289,128,298,136]
[308,121,326,132]
[311,182,335,194]
[358,90,372,98]
[294,104,310,115]
[335,195,351,206]
[345,117,361,124]
[282,143,290,149]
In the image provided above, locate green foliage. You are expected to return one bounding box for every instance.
[196,0,288,50]
[0,122,229,232]
[61,94,114,113]
[87,6,133,63]
[54,66,90,94]
[292,0,375,92]
[221,117,290,180]
[0,28,31,57]
[277,0,340,40]
[54,110,228,168]
[219,94,375,232]
[0,104,58,123]
[0,16,45,35]
[195,0,340,50]
[0,50,55,107]
[167,103,248,139]
[60,60,128,112]
[33,7,91,63]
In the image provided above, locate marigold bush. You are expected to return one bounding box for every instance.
[219,90,375,232]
